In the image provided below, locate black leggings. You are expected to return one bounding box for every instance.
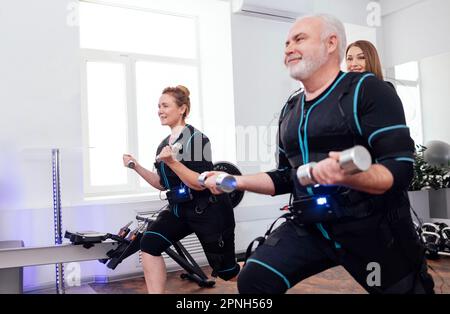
[140,195,240,281]
[238,211,434,294]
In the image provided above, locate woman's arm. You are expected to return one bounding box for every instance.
[164,159,205,191]
[157,146,204,191]
[123,154,164,191]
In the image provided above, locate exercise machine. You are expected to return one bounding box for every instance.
[65,213,216,287]
[65,161,245,288]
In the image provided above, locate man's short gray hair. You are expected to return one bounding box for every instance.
[296,14,347,62]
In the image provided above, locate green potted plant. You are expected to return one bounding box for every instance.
[408,145,450,221]
[410,145,450,191]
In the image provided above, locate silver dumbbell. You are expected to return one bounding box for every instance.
[155,142,182,162]
[216,173,237,193]
[198,172,209,187]
[198,172,237,193]
[296,145,372,186]
[127,160,136,169]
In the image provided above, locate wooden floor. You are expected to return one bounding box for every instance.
[88,258,450,294]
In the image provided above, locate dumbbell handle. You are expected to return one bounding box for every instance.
[422,223,440,233]
[198,172,210,187]
[198,172,237,193]
[441,227,450,240]
[296,162,318,186]
[297,145,372,186]
[421,231,441,245]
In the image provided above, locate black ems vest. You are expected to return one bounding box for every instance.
[279,71,371,169]
[279,72,384,205]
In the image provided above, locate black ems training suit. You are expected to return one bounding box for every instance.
[238,72,434,294]
[140,124,240,280]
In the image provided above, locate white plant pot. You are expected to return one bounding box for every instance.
[429,188,450,219]
[408,190,431,222]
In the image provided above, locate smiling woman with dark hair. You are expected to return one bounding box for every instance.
[346,40,384,80]
[346,40,397,90]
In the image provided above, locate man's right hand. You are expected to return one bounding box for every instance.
[203,171,226,195]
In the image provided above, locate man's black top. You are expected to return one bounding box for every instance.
[266,71,415,201]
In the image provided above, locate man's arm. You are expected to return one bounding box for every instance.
[311,153,393,194]
[205,133,292,196]
[236,173,276,195]
[311,76,414,194]
[358,76,415,192]
[341,164,393,194]
[203,172,275,195]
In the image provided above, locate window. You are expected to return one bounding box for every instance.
[85,61,128,187]
[80,0,236,198]
[391,61,423,145]
[79,2,197,59]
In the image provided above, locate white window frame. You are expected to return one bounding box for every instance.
[388,61,424,145]
[79,3,203,198]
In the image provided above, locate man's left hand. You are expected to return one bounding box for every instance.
[311,151,348,185]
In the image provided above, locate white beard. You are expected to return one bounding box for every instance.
[288,45,328,81]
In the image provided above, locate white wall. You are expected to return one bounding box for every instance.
[0,0,288,290]
[0,0,83,290]
[0,0,176,290]
[0,0,84,210]
[229,13,296,256]
[0,0,401,290]
[231,14,297,172]
[380,0,450,148]
[0,0,85,215]
[420,51,450,144]
[381,0,450,68]
[380,0,424,16]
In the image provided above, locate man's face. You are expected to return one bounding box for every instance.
[284,18,329,81]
